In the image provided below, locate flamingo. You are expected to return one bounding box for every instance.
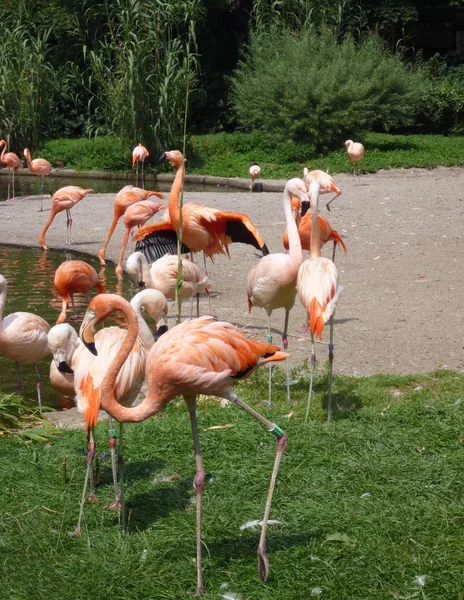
[297,181,342,422]
[0,274,50,408]
[98,185,165,266]
[345,139,365,175]
[64,288,167,537]
[23,148,52,211]
[38,186,94,251]
[132,143,149,189]
[247,178,308,404]
[303,167,342,211]
[135,150,269,267]
[0,140,22,200]
[80,297,288,594]
[54,260,105,324]
[115,200,165,279]
[125,251,211,317]
[249,161,261,190]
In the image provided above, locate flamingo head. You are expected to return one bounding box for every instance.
[344,140,353,149]
[48,324,79,374]
[80,294,132,355]
[159,150,184,168]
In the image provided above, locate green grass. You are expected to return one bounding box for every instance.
[38,132,464,181]
[1,368,464,599]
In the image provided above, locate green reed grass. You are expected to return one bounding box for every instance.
[1,368,464,599]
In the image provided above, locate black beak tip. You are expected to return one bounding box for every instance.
[138,280,146,288]
[158,152,167,164]
[155,325,168,341]
[58,361,74,374]
[85,341,98,356]
[301,200,311,217]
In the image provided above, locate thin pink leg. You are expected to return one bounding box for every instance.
[68,428,96,537]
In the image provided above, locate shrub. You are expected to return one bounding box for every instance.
[38,137,130,171]
[230,26,426,152]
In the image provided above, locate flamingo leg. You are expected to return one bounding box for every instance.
[186,396,205,596]
[7,168,11,200]
[203,252,208,276]
[141,160,145,190]
[68,427,96,537]
[39,177,44,212]
[196,293,200,318]
[282,310,291,402]
[206,288,212,316]
[70,294,78,321]
[33,362,43,411]
[104,416,121,511]
[12,169,15,200]
[65,209,73,246]
[227,391,287,582]
[118,422,126,534]
[267,314,272,405]
[326,192,341,212]
[305,333,316,422]
[15,362,22,395]
[327,314,335,423]
[135,160,139,187]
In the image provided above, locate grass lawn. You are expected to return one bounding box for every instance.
[1,367,464,599]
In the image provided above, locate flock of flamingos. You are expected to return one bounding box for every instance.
[0,139,364,595]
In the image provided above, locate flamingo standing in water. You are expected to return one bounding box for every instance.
[80,297,288,595]
[39,186,94,251]
[249,161,261,190]
[132,143,149,189]
[135,150,269,268]
[61,288,167,537]
[125,252,211,317]
[0,274,50,408]
[54,260,105,324]
[297,181,341,422]
[115,200,165,279]
[0,140,22,200]
[303,167,342,211]
[23,148,52,211]
[98,186,165,266]
[247,178,308,404]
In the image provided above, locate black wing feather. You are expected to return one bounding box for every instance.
[135,230,190,263]
[225,221,269,256]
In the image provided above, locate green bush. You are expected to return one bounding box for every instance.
[38,137,131,171]
[230,26,426,152]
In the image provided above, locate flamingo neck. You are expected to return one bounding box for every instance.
[137,253,153,285]
[309,196,321,259]
[99,299,158,423]
[0,287,6,332]
[283,187,303,273]
[168,158,185,230]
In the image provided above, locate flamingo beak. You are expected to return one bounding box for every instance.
[58,361,74,374]
[158,152,167,164]
[155,325,168,341]
[80,308,98,356]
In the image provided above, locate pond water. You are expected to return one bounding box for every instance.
[0,245,136,410]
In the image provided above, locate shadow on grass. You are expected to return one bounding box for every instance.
[96,457,166,488]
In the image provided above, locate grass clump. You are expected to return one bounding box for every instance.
[1,369,464,598]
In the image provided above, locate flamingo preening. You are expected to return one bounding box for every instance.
[23,148,52,211]
[0,140,22,200]
[297,181,342,422]
[54,260,105,324]
[80,297,288,595]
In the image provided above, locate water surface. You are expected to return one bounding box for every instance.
[0,245,134,410]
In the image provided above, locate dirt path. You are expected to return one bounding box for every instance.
[1,167,463,377]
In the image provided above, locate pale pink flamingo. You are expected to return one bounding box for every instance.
[0,140,22,200]
[98,185,165,266]
[132,143,149,188]
[247,178,308,403]
[249,161,261,190]
[64,288,167,537]
[39,186,93,250]
[297,181,341,421]
[80,298,288,595]
[23,148,52,211]
[136,150,269,268]
[345,139,365,175]
[125,251,211,316]
[303,167,342,211]
[54,260,105,324]
[115,200,165,279]
[0,274,50,408]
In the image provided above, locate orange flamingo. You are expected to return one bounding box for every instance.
[126,251,211,316]
[23,148,52,211]
[115,200,165,279]
[0,140,22,200]
[247,178,308,404]
[303,167,341,211]
[297,181,341,421]
[80,299,288,594]
[54,260,105,324]
[136,150,269,267]
[98,185,165,266]
[249,161,261,190]
[39,186,93,250]
[0,274,50,408]
[132,143,149,188]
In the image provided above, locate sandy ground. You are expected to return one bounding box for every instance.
[1,167,463,380]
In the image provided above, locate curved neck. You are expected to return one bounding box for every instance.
[168,159,185,229]
[137,253,153,285]
[284,187,303,272]
[130,298,155,350]
[100,300,158,423]
[310,195,321,259]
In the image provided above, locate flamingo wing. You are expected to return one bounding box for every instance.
[213,211,269,255]
[135,221,190,262]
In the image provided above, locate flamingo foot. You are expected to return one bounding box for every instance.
[187,587,204,597]
[87,494,98,503]
[67,528,81,538]
[257,545,270,582]
[103,500,121,511]
[297,325,310,333]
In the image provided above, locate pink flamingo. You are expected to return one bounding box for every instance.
[132,143,149,188]
[0,274,50,408]
[247,178,308,403]
[23,148,52,211]
[0,140,22,200]
[249,161,261,190]
[345,139,365,175]
[39,186,94,250]
[98,185,165,266]
[297,181,342,422]
[54,260,105,324]
[80,298,288,595]
[115,200,165,279]
[303,167,342,211]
